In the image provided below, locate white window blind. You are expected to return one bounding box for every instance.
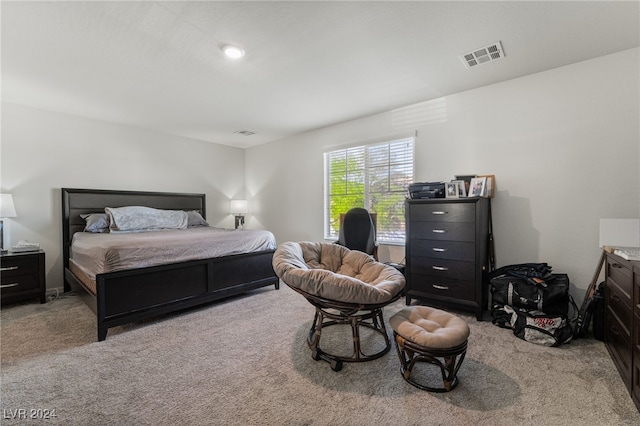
[324,136,414,244]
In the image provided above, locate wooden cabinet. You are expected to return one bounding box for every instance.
[404,198,491,320]
[604,252,640,411]
[0,250,46,305]
[633,264,640,411]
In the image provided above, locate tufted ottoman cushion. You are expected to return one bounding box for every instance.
[390,306,470,349]
[390,306,470,392]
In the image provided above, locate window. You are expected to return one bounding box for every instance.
[324,136,414,244]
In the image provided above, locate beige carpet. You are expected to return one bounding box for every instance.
[1,284,639,425]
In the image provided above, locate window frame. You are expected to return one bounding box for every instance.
[324,135,415,245]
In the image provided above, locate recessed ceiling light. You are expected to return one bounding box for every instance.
[221,44,245,59]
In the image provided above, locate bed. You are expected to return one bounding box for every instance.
[62,188,279,341]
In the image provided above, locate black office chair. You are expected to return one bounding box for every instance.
[338,208,378,260]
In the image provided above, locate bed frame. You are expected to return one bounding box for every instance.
[62,188,279,341]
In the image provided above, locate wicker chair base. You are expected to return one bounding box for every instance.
[393,331,467,392]
[292,287,400,372]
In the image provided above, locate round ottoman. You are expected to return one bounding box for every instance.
[390,306,470,392]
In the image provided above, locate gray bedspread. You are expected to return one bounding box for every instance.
[70,227,276,280]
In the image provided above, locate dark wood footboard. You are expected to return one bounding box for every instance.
[61,188,279,341]
[66,250,278,341]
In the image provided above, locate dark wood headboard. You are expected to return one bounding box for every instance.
[61,188,206,268]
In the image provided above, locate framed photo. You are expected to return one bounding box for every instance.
[478,174,495,198]
[469,177,487,197]
[452,180,467,197]
[454,175,476,196]
[445,181,459,198]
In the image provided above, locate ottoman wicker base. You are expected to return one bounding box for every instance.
[390,306,470,392]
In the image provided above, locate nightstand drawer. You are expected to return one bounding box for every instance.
[0,251,46,305]
[1,256,40,277]
[1,272,40,294]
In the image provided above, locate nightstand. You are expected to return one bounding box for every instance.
[1,250,46,305]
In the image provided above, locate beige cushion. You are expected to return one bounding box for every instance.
[390,306,470,349]
[272,241,405,305]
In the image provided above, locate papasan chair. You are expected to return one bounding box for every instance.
[273,241,406,371]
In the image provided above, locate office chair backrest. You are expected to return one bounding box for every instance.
[338,208,376,256]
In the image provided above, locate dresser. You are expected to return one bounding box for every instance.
[604,251,640,411]
[404,198,492,320]
[0,250,46,305]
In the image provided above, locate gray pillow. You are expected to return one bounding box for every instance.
[105,206,188,232]
[187,211,209,227]
[81,213,110,233]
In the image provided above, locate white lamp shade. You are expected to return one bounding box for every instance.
[230,199,248,214]
[0,194,17,218]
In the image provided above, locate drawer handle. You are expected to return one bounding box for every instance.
[610,294,621,303]
[610,325,621,336]
[0,266,19,272]
[432,211,447,215]
[432,284,449,290]
[432,266,448,271]
[612,263,622,268]
[432,229,446,234]
[432,248,447,252]
[0,283,19,289]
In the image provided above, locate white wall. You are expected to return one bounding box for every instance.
[0,103,246,292]
[2,48,637,300]
[246,48,640,299]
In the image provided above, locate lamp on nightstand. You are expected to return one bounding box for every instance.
[0,194,17,253]
[230,199,248,229]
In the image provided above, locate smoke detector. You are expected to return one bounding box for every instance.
[460,41,505,68]
[234,130,255,136]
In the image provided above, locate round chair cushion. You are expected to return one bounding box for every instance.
[272,241,405,305]
[390,306,470,349]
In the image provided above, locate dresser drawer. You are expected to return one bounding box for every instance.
[409,274,475,301]
[408,257,475,281]
[408,202,475,223]
[409,221,475,242]
[605,282,632,334]
[607,257,632,298]
[409,239,475,261]
[606,307,632,389]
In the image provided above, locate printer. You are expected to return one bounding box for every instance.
[408,182,446,199]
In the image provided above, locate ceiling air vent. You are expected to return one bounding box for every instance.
[460,41,505,69]
[234,130,255,136]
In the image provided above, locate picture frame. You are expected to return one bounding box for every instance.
[454,175,476,197]
[469,177,487,197]
[445,181,459,198]
[452,180,467,197]
[478,174,495,198]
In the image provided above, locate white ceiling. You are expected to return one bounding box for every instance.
[2,1,639,148]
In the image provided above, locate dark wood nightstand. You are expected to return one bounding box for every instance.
[1,250,46,305]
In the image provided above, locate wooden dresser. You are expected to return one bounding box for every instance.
[404,198,491,320]
[604,251,640,411]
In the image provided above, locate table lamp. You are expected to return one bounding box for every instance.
[230,200,248,229]
[0,194,17,253]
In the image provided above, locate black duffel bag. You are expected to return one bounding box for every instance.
[489,265,570,317]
